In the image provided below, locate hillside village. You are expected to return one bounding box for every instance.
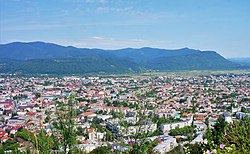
[0,73,249,153]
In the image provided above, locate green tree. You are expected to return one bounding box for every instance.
[1,139,19,151]
[53,95,78,154]
[37,129,54,154]
[211,116,227,144]
[222,116,250,153]
[105,129,114,141]
[188,116,250,153]
[89,146,111,154]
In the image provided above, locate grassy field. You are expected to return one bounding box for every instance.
[1,69,249,78]
[97,69,250,78]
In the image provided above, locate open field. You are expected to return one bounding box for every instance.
[97,69,250,78]
[1,69,249,79]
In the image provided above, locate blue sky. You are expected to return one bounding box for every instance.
[0,0,249,58]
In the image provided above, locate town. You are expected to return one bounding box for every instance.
[0,73,249,153]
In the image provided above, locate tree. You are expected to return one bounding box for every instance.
[169,126,193,136]
[35,93,41,99]
[89,146,111,154]
[1,139,19,151]
[16,128,34,141]
[188,116,250,153]
[105,129,114,141]
[211,116,227,144]
[221,116,250,153]
[53,94,78,153]
[0,144,4,154]
[14,127,56,154]
[37,129,54,154]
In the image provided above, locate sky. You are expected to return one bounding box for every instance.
[0,0,249,58]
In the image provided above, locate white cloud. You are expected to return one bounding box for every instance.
[91,36,105,40]
[52,37,172,49]
[0,37,181,51]
[96,6,132,13]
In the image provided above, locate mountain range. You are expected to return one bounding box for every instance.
[228,57,250,67]
[0,41,244,74]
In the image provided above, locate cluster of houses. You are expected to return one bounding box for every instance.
[0,73,249,153]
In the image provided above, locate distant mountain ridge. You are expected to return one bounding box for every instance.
[228,58,250,68]
[228,57,250,64]
[0,41,243,74]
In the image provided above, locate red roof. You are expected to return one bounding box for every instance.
[87,128,94,133]
[195,117,204,121]
[0,130,7,136]
[1,136,9,141]
[26,112,36,116]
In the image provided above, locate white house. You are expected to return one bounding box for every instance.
[153,137,178,154]
[161,116,193,133]
[190,132,203,144]
[76,144,98,153]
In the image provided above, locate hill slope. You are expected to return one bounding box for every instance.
[0,57,143,74]
[0,42,242,74]
[147,51,238,70]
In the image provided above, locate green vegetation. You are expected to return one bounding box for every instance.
[89,146,112,154]
[13,94,28,100]
[1,128,57,154]
[147,51,239,71]
[122,127,163,140]
[128,139,160,154]
[186,117,250,153]
[1,138,19,151]
[151,116,182,128]
[0,58,142,74]
[169,126,194,136]
[53,95,78,153]
[241,107,250,113]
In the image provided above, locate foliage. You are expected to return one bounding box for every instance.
[53,95,78,153]
[1,139,19,151]
[169,126,194,136]
[128,139,160,154]
[151,116,182,128]
[13,94,28,100]
[221,116,250,153]
[134,130,163,139]
[110,110,124,119]
[36,129,54,154]
[166,145,183,154]
[105,129,114,142]
[1,58,141,74]
[89,146,112,154]
[16,128,35,141]
[241,107,250,113]
[208,116,227,144]
[187,117,250,153]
